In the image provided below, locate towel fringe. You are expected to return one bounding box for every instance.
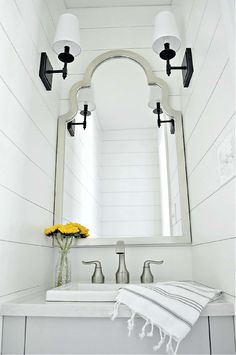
[139,319,149,339]
[153,328,166,352]
[111,301,120,321]
[173,341,180,355]
[166,335,172,354]
[147,322,154,337]
[165,335,180,355]
[112,303,181,355]
[127,311,136,336]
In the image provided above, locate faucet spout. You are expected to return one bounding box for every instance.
[115,240,129,284]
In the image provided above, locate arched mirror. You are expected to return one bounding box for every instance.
[55,50,191,245]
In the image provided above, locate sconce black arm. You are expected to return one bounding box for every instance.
[154,102,175,134]
[67,104,91,136]
[166,59,187,76]
[160,43,194,87]
[45,62,68,80]
[39,46,74,90]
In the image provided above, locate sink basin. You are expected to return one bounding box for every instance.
[46,282,128,302]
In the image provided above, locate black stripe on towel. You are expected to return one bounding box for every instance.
[144,285,203,312]
[170,284,211,300]
[124,287,193,328]
[184,283,219,294]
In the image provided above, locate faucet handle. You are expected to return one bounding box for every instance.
[82,260,102,267]
[141,260,164,283]
[144,260,164,267]
[82,260,105,284]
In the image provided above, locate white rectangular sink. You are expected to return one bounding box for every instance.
[46,282,129,302]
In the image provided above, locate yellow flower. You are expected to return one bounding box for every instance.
[58,224,79,234]
[44,224,62,236]
[44,222,89,237]
[66,222,89,236]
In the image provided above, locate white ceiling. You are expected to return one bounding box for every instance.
[65,0,172,8]
[92,59,156,130]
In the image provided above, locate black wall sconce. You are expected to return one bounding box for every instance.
[154,102,175,134]
[152,11,194,87]
[148,87,175,134]
[39,14,81,91]
[67,104,91,136]
[67,87,96,136]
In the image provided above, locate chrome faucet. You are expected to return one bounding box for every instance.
[82,260,105,283]
[115,241,129,284]
[140,260,164,283]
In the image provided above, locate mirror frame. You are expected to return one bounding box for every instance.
[54,49,191,246]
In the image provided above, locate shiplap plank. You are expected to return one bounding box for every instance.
[0,79,55,178]
[186,62,235,175]
[102,205,161,221]
[0,24,57,147]
[101,152,159,167]
[188,116,235,209]
[0,130,54,211]
[0,241,53,298]
[101,165,159,179]
[0,185,53,246]
[101,178,160,192]
[102,191,160,206]
[190,178,235,244]
[1,0,60,116]
[192,238,236,297]
[183,18,229,139]
[102,220,161,237]
[102,140,158,154]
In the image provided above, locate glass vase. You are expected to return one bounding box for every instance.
[55,249,71,287]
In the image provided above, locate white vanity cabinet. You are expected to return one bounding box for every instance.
[1,315,235,354]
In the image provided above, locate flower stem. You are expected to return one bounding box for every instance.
[57,250,66,287]
[55,236,73,287]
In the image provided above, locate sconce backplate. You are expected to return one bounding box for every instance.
[67,119,76,136]
[181,48,194,88]
[39,52,53,91]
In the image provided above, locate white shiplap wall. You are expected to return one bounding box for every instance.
[101,128,161,238]
[173,0,235,298]
[0,0,65,303]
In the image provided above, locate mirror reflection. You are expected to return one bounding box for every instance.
[63,59,184,239]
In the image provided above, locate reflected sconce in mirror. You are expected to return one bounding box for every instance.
[152,11,193,87]
[67,87,96,136]
[148,86,175,134]
[39,14,81,91]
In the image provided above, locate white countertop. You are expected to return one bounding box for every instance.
[0,291,234,318]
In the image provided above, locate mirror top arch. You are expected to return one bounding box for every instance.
[59,49,181,125]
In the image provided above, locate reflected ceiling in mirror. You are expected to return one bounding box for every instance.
[92,59,156,130]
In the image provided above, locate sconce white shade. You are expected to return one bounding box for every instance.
[148,86,162,109]
[152,11,181,55]
[52,13,81,57]
[78,87,96,112]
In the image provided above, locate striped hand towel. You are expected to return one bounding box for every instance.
[111,281,222,355]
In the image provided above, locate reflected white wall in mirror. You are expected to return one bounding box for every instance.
[62,59,185,239]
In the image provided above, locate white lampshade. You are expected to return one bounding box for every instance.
[152,11,181,55]
[78,87,96,112]
[52,13,81,57]
[148,86,162,109]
